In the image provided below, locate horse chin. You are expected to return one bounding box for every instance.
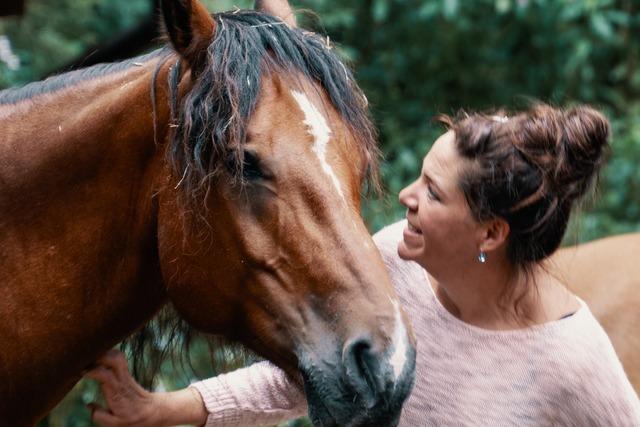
[300,365,406,427]
[304,389,338,427]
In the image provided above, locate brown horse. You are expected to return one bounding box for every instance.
[0,1,416,425]
[552,233,640,394]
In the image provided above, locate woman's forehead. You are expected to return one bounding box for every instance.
[423,131,458,174]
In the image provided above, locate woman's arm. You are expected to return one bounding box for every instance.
[190,361,308,427]
[85,350,307,427]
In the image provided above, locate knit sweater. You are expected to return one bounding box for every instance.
[191,220,640,426]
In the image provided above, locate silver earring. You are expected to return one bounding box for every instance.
[478,251,487,263]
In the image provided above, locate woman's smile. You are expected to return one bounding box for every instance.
[402,219,423,248]
[406,221,422,234]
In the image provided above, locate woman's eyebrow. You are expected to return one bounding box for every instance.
[422,169,444,194]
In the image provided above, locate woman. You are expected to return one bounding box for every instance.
[86,104,640,426]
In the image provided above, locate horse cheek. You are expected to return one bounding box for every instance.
[155,196,236,334]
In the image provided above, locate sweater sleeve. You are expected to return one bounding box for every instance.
[189,361,308,427]
[562,369,640,426]
[566,369,640,425]
[557,321,640,426]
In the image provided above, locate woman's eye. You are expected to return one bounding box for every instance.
[427,185,440,201]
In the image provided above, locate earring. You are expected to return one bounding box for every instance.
[478,251,487,263]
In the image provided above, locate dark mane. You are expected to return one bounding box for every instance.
[0,49,169,105]
[166,10,380,203]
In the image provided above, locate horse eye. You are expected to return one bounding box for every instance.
[242,150,264,180]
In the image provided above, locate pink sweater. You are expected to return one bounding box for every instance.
[191,220,640,426]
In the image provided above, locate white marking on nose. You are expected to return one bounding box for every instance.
[388,298,408,380]
[290,90,345,200]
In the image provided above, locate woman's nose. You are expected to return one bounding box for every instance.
[399,181,418,211]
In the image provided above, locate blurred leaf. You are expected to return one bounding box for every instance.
[590,13,614,40]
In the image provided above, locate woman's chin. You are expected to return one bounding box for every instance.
[397,241,416,261]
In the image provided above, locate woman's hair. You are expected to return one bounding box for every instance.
[438,103,610,267]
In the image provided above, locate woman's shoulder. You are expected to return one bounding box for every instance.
[544,303,634,389]
[540,301,611,357]
[558,301,617,352]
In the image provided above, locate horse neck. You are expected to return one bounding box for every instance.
[0,55,178,422]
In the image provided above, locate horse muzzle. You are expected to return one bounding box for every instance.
[299,335,416,427]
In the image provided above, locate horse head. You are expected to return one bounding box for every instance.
[154,0,416,424]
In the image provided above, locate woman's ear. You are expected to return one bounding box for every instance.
[478,217,510,253]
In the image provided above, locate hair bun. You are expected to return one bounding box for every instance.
[553,105,610,201]
[443,103,610,264]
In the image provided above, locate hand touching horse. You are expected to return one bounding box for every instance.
[0,1,416,425]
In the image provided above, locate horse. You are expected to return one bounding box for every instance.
[552,233,640,394]
[0,0,417,425]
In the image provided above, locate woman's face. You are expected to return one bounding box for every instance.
[398,131,481,273]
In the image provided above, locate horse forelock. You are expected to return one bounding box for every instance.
[165,10,381,208]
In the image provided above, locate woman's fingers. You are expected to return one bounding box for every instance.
[87,402,117,426]
[95,349,131,383]
[85,366,117,389]
[84,350,157,425]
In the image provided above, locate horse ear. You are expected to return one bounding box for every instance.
[161,0,216,71]
[255,0,297,27]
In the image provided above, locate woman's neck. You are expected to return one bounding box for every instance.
[428,259,577,330]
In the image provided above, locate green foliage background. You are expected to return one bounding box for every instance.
[1,0,639,425]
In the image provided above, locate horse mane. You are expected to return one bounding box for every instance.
[0,49,169,105]
[123,305,256,389]
[166,10,381,204]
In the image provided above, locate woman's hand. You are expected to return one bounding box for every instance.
[85,350,208,427]
[85,350,161,426]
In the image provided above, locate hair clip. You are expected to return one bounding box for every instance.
[491,115,509,123]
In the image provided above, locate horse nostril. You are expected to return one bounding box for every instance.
[343,338,386,408]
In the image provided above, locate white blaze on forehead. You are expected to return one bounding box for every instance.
[290,90,345,200]
[388,297,408,380]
